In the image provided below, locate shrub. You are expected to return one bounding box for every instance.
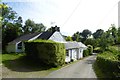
[96,52,120,78]
[83,49,89,57]
[83,45,93,57]
[87,45,93,55]
[24,39,66,67]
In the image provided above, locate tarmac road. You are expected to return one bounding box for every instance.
[45,54,97,78]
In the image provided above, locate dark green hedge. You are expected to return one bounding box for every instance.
[83,45,93,57]
[87,45,93,55]
[24,40,65,67]
[96,54,120,78]
[83,49,89,57]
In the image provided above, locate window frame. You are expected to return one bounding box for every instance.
[17,42,22,50]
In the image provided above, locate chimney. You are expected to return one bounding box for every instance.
[51,25,60,32]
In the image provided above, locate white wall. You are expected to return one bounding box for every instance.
[16,42,24,53]
[79,49,83,59]
[49,32,66,42]
[6,44,16,53]
[71,49,77,61]
[7,42,25,53]
[65,50,71,62]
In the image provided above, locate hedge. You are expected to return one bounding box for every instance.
[87,45,93,55]
[83,49,89,57]
[96,52,120,78]
[83,45,93,57]
[24,40,66,67]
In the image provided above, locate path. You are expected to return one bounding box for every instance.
[45,54,97,78]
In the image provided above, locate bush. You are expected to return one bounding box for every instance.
[24,39,66,67]
[96,52,120,78]
[87,45,93,55]
[83,45,93,57]
[83,49,89,57]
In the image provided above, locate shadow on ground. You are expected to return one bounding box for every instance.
[2,56,52,72]
[85,54,96,64]
[85,59,96,64]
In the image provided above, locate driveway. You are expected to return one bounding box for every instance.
[45,54,97,78]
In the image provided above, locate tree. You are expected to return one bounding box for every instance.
[14,16,23,36]
[4,23,18,43]
[1,3,17,27]
[81,29,92,43]
[66,36,73,41]
[72,31,81,42]
[117,27,120,43]
[84,38,97,48]
[1,3,22,51]
[118,27,120,37]
[81,29,92,39]
[93,29,104,39]
[34,23,46,32]
[99,33,109,51]
[108,24,118,44]
[22,19,46,34]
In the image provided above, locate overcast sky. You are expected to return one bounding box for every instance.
[2,0,120,36]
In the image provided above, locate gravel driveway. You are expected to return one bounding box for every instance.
[45,54,97,78]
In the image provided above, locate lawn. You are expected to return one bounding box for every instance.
[1,53,62,78]
[1,53,86,78]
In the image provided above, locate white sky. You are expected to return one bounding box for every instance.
[2,0,120,36]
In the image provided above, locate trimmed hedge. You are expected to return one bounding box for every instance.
[96,52,120,78]
[83,45,93,57]
[24,40,66,67]
[87,45,93,55]
[83,49,89,57]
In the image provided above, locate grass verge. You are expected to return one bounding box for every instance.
[2,53,64,78]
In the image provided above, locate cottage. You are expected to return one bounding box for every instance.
[6,26,87,62]
[6,33,42,53]
[64,41,87,62]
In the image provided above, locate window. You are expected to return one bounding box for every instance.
[17,42,22,49]
[66,50,69,56]
[80,49,82,53]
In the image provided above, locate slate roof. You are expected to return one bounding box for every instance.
[64,41,87,49]
[78,42,87,48]
[64,41,79,49]
[8,32,41,44]
[37,31,54,40]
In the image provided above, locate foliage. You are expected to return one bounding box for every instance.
[1,3,23,50]
[95,47,120,78]
[72,31,81,42]
[83,49,89,57]
[1,3,46,52]
[96,55,120,78]
[84,39,97,48]
[93,29,104,39]
[117,27,120,44]
[98,33,110,52]
[22,19,46,34]
[81,29,92,40]
[24,40,65,67]
[65,36,73,41]
[87,45,93,55]
[83,45,93,57]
